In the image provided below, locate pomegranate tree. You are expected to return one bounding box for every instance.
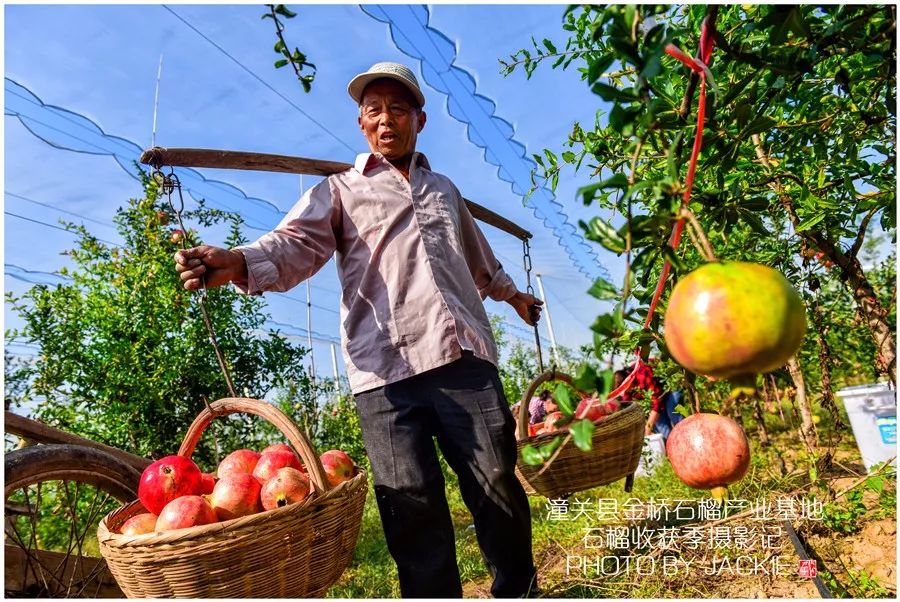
[666,413,750,501]
[663,261,806,379]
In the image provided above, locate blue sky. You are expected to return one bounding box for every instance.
[4,4,626,380]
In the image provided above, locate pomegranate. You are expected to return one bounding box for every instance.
[260,443,295,456]
[666,413,750,501]
[260,467,311,510]
[120,512,158,536]
[155,495,218,531]
[543,411,566,433]
[252,449,303,484]
[199,473,217,495]
[320,450,355,487]
[575,395,608,422]
[209,472,262,520]
[605,399,621,414]
[217,449,261,479]
[663,262,806,379]
[138,455,203,515]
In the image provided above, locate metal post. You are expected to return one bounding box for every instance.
[535,274,560,366]
[306,281,317,398]
[330,343,341,398]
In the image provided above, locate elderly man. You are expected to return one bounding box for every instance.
[174,62,540,597]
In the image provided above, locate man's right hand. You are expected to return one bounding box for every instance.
[174,246,247,291]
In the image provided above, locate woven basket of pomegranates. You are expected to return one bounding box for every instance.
[97,397,367,598]
[514,370,644,499]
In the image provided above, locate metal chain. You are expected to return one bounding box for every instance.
[522,237,544,373]
[152,166,238,399]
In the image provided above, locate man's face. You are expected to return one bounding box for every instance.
[358,79,426,160]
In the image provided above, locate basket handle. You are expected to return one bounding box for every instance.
[177,397,331,494]
[516,370,590,439]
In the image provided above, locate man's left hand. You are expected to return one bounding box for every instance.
[507,292,543,326]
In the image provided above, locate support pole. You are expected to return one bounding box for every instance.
[306,281,317,394]
[535,274,560,366]
[330,343,341,398]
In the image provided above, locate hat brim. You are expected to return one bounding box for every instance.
[348,72,425,108]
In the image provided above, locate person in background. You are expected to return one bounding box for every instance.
[512,389,556,425]
[619,361,685,441]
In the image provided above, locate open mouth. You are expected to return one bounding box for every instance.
[380,133,398,143]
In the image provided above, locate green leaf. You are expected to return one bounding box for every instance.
[274,59,289,68]
[587,54,615,85]
[274,4,297,18]
[583,217,627,254]
[569,419,595,452]
[539,436,563,460]
[590,313,617,337]
[591,82,638,102]
[554,383,574,416]
[743,116,778,137]
[542,38,558,54]
[521,444,545,465]
[721,71,760,108]
[573,363,599,393]
[866,476,884,492]
[795,212,827,232]
[673,404,691,418]
[661,246,689,273]
[587,276,619,301]
[274,39,286,53]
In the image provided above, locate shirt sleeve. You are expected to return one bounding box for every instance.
[232,178,340,295]
[452,184,519,302]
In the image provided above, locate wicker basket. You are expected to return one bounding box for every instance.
[514,371,645,499]
[97,397,367,598]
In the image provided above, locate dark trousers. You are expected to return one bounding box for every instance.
[354,352,538,598]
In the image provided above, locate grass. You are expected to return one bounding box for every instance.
[326,401,895,598]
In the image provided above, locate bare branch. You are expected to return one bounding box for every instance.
[849,206,880,259]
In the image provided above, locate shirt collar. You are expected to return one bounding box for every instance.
[353,152,431,174]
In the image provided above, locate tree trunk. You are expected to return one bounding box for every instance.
[770,375,788,427]
[787,356,817,451]
[752,134,896,386]
[752,394,770,446]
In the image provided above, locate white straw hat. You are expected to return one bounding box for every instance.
[347,62,425,108]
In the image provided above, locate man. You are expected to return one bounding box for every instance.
[174,62,540,598]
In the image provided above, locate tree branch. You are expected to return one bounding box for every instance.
[849,206,880,259]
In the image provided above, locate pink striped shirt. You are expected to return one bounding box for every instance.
[233,152,519,394]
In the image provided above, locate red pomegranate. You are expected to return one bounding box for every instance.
[320,450,355,487]
[605,399,621,414]
[120,512,158,536]
[260,467,311,510]
[208,472,262,520]
[252,449,303,484]
[138,455,203,515]
[155,495,218,531]
[663,262,806,379]
[543,411,565,433]
[260,443,295,456]
[666,413,751,500]
[217,449,261,479]
[575,395,609,422]
[199,473,217,495]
